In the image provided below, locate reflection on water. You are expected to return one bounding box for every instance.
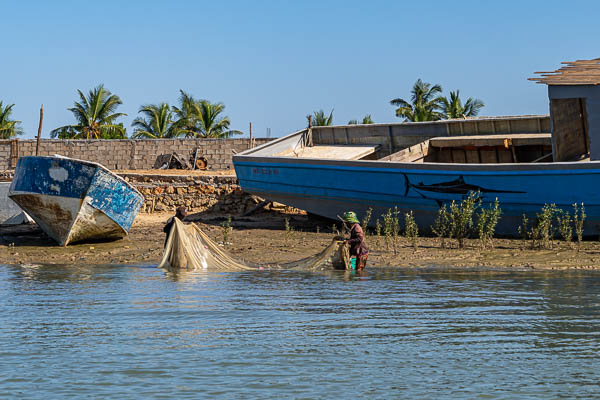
[1,264,599,399]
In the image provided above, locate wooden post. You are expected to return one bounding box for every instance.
[36,105,44,156]
[307,115,313,147]
[249,122,253,149]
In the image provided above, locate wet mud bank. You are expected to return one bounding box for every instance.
[2,211,600,271]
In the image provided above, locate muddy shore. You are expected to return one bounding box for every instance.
[2,210,600,271]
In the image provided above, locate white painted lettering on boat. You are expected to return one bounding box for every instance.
[49,167,69,182]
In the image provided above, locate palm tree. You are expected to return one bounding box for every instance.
[348,115,374,125]
[172,90,241,138]
[51,84,127,139]
[307,109,334,126]
[390,79,444,122]
[441,90,485,119]
[131,103,182,138]
[0,102,23,139]
[172,90,200,136]
[194,100,242,138]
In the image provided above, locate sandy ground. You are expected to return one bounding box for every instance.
[2,211,600,271]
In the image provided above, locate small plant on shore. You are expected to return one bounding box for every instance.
[450,191,479,248]
[530,204,558,249]
[221,216,232,245]
[382,208,394,252]
[285,217,294,242]
[556,209,573,247]
[404,211,419,251]
[573,202,586,251]
[392,207,401,253]
[331,223,339,236]
[316,225,320,234]
[432,205,452,248]
[518,214,529,241]
[374,218,382,246]
[476,198,501,248]
[361,208,373,235]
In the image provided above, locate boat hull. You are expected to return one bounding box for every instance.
[233,157,600,236]
[8,156,143,245]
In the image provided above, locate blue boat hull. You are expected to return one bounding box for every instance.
[9,156,143,245]
[233,158,600,236]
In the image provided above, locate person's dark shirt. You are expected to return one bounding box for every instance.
[163,216,181,246]
[347,223,369,256]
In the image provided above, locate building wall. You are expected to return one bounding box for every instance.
[548,85,600,160]
[0,138,270,171]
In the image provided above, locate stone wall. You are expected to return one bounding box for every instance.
[1,169,296,218]
[122,173,261,215]
[0,138,271,171]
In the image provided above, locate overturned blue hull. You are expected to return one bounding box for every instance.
[9,156,143,246]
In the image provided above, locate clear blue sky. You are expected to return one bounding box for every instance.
[2,0,599,139]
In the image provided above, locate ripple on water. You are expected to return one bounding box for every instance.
[0,264,599,399]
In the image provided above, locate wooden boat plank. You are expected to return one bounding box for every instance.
[430,134,551,148]
[276,145,379,160]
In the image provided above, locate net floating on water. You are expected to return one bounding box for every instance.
[159,218,351,271]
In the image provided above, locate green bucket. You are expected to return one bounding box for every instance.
[350,257,357,270]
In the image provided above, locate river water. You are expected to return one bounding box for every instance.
[0,264,599,399]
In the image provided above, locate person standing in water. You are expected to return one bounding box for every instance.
[343,211,369,270]
[163,206,188,247]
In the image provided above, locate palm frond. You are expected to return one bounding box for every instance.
[57,85,126,139]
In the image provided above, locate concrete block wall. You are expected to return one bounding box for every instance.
[0,138,270,171]
[0,142,10,170]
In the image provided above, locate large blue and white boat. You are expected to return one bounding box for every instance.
[9,156,143,246]
[233,59,600,235]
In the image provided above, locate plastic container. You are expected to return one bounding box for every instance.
[350,257,357,270]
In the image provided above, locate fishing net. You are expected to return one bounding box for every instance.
[158,218,351,271]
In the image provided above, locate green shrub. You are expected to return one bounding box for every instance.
[382,209,394,251]
[573,202,586,251]
[476,198,501,248]
[556,209,573,246]
[432,205,452,248]
[361,208,372,235]
[221,216,232,245]
[382,208,400,254]
[404,211,419,251]
[449,191,479,248]
[518,214,529,241]
[530,204,558,249]
[392,207,400,253]
[331,223,339,235]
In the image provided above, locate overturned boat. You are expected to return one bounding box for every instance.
[9,156,143,246]
[233,58,600,235]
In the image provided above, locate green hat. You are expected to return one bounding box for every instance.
[343,211,359,224]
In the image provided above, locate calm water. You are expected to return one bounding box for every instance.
[0,264,599,399]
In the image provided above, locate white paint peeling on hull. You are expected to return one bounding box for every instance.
[48,166,69,182]
[66,198,125,245]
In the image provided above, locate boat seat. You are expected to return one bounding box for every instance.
[276,145,379,160]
